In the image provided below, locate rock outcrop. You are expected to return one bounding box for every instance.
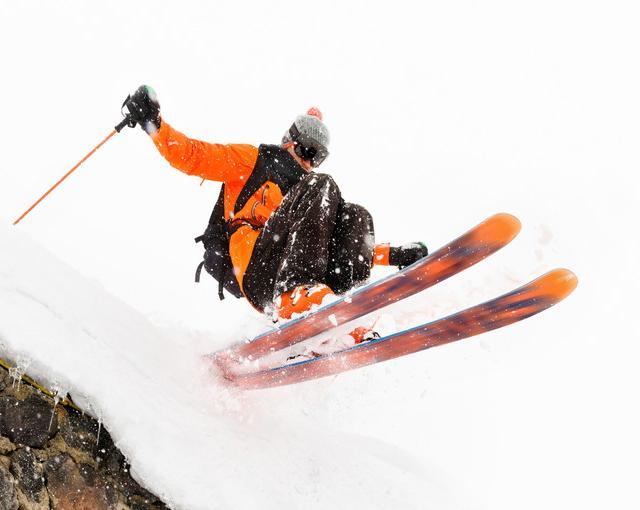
[0,363,168,510]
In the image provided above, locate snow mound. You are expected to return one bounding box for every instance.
[0,223,457,510]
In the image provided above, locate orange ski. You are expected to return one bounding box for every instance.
[219,213,521,364]
[228,269,578,390]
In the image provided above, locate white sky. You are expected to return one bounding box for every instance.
[1,1,639,509]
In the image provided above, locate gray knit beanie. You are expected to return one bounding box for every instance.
[282,107,330,148]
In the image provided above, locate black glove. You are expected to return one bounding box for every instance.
[122,85,161,133]
[389,242,429,269]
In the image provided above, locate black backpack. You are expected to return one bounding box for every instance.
[193,144,307,300]
[194,184,244,300]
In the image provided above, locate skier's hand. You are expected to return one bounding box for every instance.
[122,85,161,134]
[389,242,429,269]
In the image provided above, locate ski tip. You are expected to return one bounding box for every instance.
[485,213,522,242]
[539,268,579,300]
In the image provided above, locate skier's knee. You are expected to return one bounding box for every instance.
[342,203,373,226]
[304,173,339,195]
[341,203,375,242]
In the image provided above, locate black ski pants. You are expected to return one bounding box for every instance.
[243,173,374,312]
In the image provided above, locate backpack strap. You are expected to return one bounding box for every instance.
[194,260,205,283]
[217,266,226,300]
[194,251,227,300]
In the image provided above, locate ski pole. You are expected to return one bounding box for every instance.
[13,115,134,226]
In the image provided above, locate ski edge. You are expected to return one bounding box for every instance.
[222,212,522,362]
[227,268,578,390]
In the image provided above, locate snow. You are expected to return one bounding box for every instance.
[1,1,640,509]
[0,224,446,509]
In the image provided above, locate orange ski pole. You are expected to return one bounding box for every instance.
[13,116,133,226]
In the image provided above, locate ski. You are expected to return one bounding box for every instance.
[226,268,578,390]
[218,213,521,364]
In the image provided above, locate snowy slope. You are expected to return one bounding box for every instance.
[0,223,460,509]
[1,1,640,509]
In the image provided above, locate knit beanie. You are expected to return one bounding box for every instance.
[282,107,330,149]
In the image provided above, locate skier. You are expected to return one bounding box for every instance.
[122,85,428,338]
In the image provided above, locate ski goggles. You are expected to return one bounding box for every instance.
[289,124,329,167]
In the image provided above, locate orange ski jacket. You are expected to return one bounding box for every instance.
[151,121,290,290]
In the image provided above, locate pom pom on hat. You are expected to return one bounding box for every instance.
[306,107,323,121]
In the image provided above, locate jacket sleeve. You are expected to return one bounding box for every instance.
[150,121,258,183]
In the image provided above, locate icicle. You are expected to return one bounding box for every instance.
[48,382,71,431]
[9,357,30,388]
[96,419,102,446]
[48,396,58,432]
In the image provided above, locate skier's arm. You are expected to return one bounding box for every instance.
[150,122,258,183]
[122,85,258,183]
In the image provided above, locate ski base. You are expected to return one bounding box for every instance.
[220,213,521,364]
[227,269,578,390]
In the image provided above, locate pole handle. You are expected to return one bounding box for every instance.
[115,95,138,132]
[115,115,133,132]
